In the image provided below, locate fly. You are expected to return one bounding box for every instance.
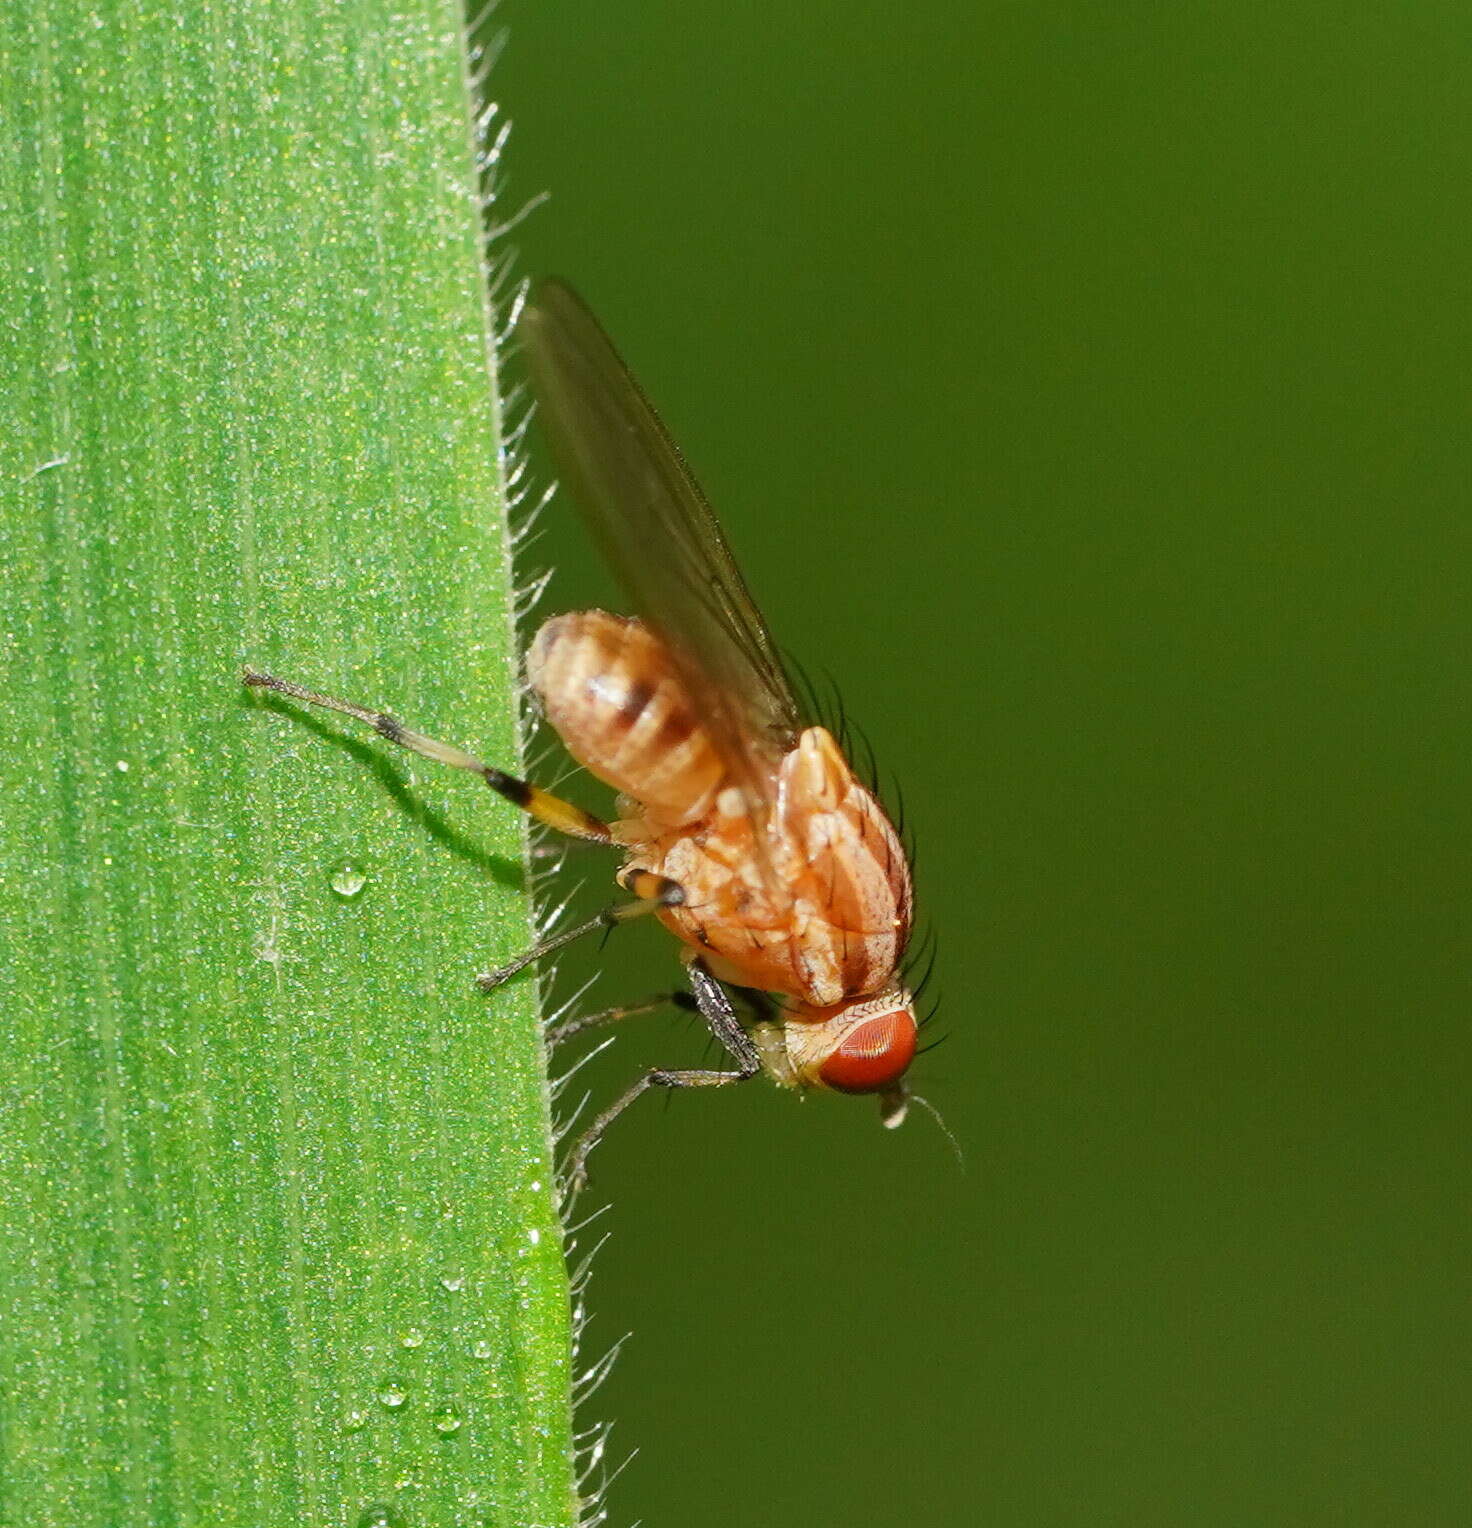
[245,279,923,1190]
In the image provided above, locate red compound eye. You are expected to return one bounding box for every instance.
[818,1009,918,1094]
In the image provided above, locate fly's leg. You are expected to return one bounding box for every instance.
[242,667,613,843]
[475,868,685,990]
[546,989,697,1049]
[564,959,761,1196]
[243,667,682,992]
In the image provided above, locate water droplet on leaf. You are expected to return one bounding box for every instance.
[356,1505,404,1528]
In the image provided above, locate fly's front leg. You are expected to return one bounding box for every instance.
[564,959,762,1196]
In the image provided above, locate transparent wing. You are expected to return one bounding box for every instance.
[519,279,802,812]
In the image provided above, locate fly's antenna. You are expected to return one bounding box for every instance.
[908,1090,966,1173]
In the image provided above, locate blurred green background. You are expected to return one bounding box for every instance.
[496,4,1471,1525]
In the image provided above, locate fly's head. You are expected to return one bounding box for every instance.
[783,985,918,1128]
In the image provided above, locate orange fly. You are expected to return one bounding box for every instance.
[245,280,922,1189]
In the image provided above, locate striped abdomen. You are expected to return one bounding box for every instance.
[528,611,724,826]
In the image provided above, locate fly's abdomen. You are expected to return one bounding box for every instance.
[528,611,724,825]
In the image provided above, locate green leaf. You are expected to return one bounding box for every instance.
[0,1,577,1522]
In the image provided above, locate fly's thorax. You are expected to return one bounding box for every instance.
[528,611,725,826]
[637,817,799,991]
[775,727,913,1001]
[621,726,914,1008]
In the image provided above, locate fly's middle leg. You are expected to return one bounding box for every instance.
[564,958,761,1196]
[474,869,685,991]
[546,989,697,1049]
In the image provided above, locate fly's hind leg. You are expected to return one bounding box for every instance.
[243,667,686,992]
[564,958,761,1196]
[243,667,613,843]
